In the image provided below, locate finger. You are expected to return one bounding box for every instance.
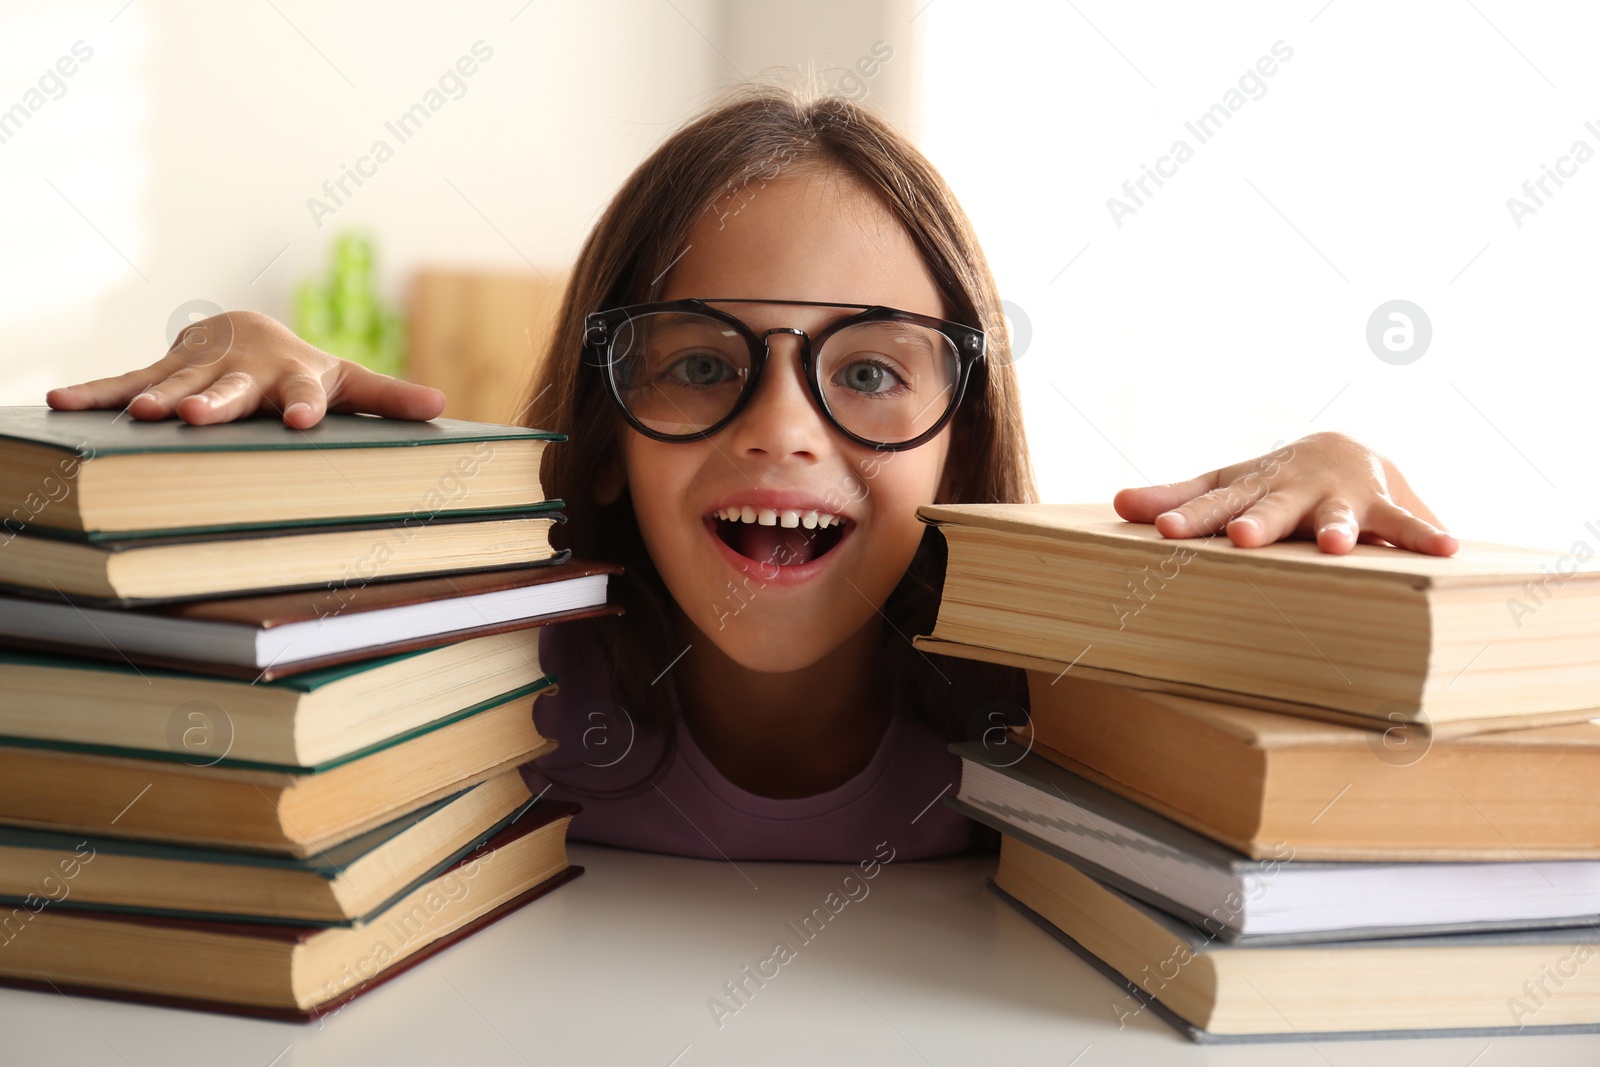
[46,365,174,412]
[274,371,332,429]
[1150,476,1272,539]
[326,364,446,421]
[1113,470,1223,524]
[1363,499,1460,557]
[125,365,224,420]
[1311,497,1361,555]
[1227,490,1313,548]
[174,371,266,426]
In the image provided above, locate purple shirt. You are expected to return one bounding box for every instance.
[519,623,976,862]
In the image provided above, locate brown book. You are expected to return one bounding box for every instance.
[917,502,1600,727]
[0,558,622,679]
[0,801,581,1020]
[1023,669,1600,860]
[0,690,555,856]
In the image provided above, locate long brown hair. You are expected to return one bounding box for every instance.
[520,82,1037,744]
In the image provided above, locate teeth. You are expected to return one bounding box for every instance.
[714,505,845,527]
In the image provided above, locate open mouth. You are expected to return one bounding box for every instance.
[708,506,852,568]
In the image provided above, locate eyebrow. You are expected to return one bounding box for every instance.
[646,313,741,335]
[698,302,870,334]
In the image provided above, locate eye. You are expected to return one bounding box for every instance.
[663,351,741,387]
[835,357,906,396]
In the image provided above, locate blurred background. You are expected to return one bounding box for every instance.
[2,0,1593,549]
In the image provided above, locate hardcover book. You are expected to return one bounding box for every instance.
[917,502,1600,725]
[0,800,582,1019]
[0,406,563,535]
[992,834,1600,1041]
[0,558,621,677]
[951,742,1600,941]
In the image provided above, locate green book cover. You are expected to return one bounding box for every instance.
[0,671,557,774]
[0,789,470,875]
[0,787,554,927]
[0,407,565,454]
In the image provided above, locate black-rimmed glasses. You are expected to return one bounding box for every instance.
[582,299,985,451]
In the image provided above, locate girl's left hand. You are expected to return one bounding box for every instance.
[1112,431,1459,557]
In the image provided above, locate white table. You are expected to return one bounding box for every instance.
[2,843,1596,1066]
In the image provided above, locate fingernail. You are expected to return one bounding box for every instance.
[1231,516,1260,535]
[131,393,154,405]
[1157,510,1192,534]
[286,403,311,417]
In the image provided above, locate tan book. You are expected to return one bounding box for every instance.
[998,831,1600,1043]
[0,801,579,1020]
[917,502,1600,726]
[995,834,1600,1039]
[0,773,536,923]
[0,407,559,536]
[1,512,562,603]
[0,632,550,767]
[0,691,554,856]
[1022,669,1600,860]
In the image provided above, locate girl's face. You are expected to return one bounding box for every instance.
[615,169,954,672]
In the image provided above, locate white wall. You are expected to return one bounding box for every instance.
[6,1,1589,551]
[720,0,923,128]
[922,0,1596,550]
[1,0,732,397]
[0,1,919,411]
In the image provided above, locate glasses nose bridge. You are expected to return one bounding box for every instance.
[753,324,815,381]
[739,323,825,431]
[758,325,811,359]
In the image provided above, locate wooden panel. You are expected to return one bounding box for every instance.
[406,270,568,424]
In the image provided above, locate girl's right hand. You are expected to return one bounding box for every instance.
[45,310,446,429]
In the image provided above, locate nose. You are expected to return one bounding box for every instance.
[724,331,830,459]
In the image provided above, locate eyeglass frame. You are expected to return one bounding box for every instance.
[582,298,987,452]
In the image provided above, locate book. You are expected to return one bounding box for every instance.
[0,689,554,855]
[950,743,1600,942]
[926,643,1598,737]
[1020,670,1600,860]
[0,635,550,767]
[0,800,581,1019]
[0,558,621,677]
[993,834,1600,1041]
[0,772,536,924]
[915,502,1600,726]
[0,406,563,536]
[0,509,567,603]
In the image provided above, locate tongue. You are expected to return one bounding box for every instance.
[734,522,819,567]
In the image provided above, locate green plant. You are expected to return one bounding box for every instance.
[293,232,405,376]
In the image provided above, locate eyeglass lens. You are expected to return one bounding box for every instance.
[605,311,960,445]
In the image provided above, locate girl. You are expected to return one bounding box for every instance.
[46,85,1456,863]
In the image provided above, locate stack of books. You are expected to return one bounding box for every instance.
[917,502,1600,1042]
[0,408,621,1020]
